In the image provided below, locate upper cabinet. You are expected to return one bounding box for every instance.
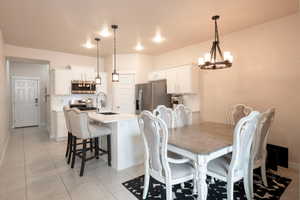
[51,69,72,95]
[51,66,108,96]
[164,65,200,94]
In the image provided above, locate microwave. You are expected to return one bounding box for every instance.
[71,80,96,94]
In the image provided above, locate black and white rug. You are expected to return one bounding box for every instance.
[122,170,291,200]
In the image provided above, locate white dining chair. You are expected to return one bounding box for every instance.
[206,111,260,200]
[69,108,112,176]
[174,104,192,128]
[153,105,174,128]
[230,104,253,126]
[249,108,275,192]
[138,111,196,200]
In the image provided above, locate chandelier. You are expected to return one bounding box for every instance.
[198,15,233,70]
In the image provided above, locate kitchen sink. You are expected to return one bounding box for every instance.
[98,112,118,115]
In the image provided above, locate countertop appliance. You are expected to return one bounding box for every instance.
[135,79,171,114]
[71,80,96,94]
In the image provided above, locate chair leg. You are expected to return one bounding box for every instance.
[71,136,77,168]
[65,132,70,158]
[67,134,73,164]
[107,135,111,166]
[166,181,173,200]
[80,139,87,176]
[89,139,93,153]
[143,170,150,199]
[227,179,234,200]
[261,160,268,187]
[244,174,252,200]
[95,137,99,159]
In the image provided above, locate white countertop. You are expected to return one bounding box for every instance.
[88,112,137,123]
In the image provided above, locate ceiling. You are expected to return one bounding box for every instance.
[0,0,298,56]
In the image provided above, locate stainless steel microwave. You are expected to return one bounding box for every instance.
[71,80,96,94]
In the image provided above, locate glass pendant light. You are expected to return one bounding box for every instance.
[198,15,233,70]
[95,38,101,85]
[111,24,119,82]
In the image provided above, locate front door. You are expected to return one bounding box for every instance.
[12,77,39,127]
[113,74,135,114]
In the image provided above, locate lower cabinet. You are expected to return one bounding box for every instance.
[51,111,67,141]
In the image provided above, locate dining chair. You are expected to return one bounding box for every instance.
[153,105,174,128]
[138,111,196,200]
[69,108,112,176]
[206,111,260,200]
[174,104,192,128]
[230,104,253,126]
[249,108,275,192]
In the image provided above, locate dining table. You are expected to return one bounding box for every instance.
[167,121,234,200]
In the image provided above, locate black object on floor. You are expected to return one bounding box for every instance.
[122,170,291,200]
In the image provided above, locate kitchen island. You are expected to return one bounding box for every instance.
[88,112,144,171]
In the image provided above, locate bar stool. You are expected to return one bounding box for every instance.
[69,108,112,176]
[63,106,94,165]
[63,106,73,163]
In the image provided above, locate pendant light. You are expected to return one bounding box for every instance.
[95,37,101,85]
[198,15,233,70]
[111,24,119,82]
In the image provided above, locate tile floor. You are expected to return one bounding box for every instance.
[0,127,299,200]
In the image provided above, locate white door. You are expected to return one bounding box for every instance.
[113,74,135,114]
[12,77,39,127]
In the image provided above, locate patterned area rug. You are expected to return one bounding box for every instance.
[122,170,291,200]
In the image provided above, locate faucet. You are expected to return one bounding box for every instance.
[96,91,107,113]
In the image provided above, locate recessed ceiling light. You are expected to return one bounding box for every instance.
[82,39,95,49]
[99,26,111,37]
[135,42,144,51]
[152,32,165,43]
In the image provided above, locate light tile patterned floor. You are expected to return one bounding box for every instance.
[0,127,298,200]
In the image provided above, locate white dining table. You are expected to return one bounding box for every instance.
[167,122,234,200]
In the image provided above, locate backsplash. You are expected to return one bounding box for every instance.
[51,94,96,111]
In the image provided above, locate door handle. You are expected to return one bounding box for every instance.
[34,98,38,104]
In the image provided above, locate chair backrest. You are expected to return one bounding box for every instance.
[138,111,171,179]
[252,108,276,162]
[229,111,260,174]
[153,105,174,128]
[68,108,90,139]
[174,104,192,128]
[230,104,253,125]
[63,106,72,132]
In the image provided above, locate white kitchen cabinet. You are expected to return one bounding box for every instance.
[52,69,72,95]
[166,69,177,93]
[52,111,67,141]
[166,65,199,94]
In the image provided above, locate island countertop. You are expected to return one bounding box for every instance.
[88,112,137,123]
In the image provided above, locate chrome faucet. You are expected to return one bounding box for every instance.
[96,91,107,113]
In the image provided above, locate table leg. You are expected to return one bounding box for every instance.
[196,156,208,200]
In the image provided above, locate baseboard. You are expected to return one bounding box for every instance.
[289,162,300,171]
[0,133,10,167]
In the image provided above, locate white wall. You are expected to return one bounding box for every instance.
[10,61,49,127]
[0,29,10,165]
[5,44,98,68]
[153,13,300,164]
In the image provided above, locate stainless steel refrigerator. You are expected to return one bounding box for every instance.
[135,80,171,114]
